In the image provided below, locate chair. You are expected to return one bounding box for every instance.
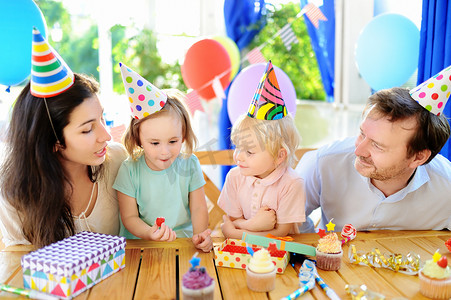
[194,148,316,234]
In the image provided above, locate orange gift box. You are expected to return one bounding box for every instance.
[213,239,289,274]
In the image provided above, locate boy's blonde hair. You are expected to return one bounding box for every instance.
[123,89,198,160]
[231,114,301,168]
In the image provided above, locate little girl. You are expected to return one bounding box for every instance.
[218,61,306,239]
[113,63,212,252]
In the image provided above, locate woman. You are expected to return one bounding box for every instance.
[0,29,126,248]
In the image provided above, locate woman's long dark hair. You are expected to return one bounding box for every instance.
[0,74,101,248]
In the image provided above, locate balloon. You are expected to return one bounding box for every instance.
[355,13,419,91]
[181,39,231,101]
[0,0,47,86]
[227,63,297,124]
[212,36,240,81]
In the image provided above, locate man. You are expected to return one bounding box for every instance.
[298,66,451,233]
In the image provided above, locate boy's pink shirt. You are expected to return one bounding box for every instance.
[218,165,306,234]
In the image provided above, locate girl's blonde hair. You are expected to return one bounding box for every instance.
[123,89,198,160]
[231,114,301,168]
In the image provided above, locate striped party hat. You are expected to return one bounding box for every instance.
[30,28,75,98]
[410,65,451,116]
[247,60,287,120]
[119,62,167,120]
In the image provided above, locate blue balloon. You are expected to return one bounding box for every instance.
[0,0,47,87]
[355,13,419,91]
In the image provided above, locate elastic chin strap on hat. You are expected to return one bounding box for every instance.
[43,97,61,144]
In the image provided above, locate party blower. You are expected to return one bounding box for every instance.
[299,260,340,300]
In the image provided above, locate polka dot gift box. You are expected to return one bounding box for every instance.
[213,238,289,274]
[119,62,167,120]
[410,65,451,116]
[21,231,126,299]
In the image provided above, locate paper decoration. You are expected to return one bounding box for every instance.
[279,24,298,51]
[21,231,126,299]
[119,62,167,120]
[30,27,75,98]
[409,65,451,116]
[302,3,328,28]
[214,239,288,274]
[185,90,204,115]
[246,47,267,65]
[212,76,226,99]
[247,61,288,120]
[348,244,420,275]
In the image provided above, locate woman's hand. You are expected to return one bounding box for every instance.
[192,228,213,252]
[147,223,177,242]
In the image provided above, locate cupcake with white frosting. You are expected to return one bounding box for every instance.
[246,248,276,292]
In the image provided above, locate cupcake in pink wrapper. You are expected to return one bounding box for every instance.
[316,232,343,271]
[182,254,215,300]
[246,248,277,292]
[419,252,451,299]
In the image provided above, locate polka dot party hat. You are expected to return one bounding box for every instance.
[119,62,167,120]
[409,65,451,116]
[30,27,75,98]
[247,60,287,120]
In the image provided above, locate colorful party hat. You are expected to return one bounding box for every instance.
[119,62,167,120]
[30,27,75,98]
[247,60,287,120]
[409,65,451,116]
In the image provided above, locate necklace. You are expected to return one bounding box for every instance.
[74,181,97,231]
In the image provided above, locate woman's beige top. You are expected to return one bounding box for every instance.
[0,142,127,247]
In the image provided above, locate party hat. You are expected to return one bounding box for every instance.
[119,63,167,120]
[409,65,451,116]
[30,27,75,98]
[248,60,287,120]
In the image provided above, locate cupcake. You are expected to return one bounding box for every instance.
[315,232,343,271]
[419,252,451,299]
[246,248,277,292]
[182,254,215,300]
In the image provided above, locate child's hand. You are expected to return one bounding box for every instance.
[221,215,240,238]
[247,206,276,231]
[148,223,177,242]
[192,229,213,252]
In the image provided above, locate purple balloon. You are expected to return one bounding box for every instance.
[227,63,297,124]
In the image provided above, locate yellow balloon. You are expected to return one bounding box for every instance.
[212,36,240,81]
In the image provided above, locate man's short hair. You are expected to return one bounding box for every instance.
[365,87,450,164]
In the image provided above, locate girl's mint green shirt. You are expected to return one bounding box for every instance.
[113,154,206,238]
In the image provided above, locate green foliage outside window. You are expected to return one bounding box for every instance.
[248,2,326,100]
[37,1,324,100]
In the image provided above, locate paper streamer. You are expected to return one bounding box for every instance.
[348,245,421,275]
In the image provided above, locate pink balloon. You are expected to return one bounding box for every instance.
[227,63,297,124]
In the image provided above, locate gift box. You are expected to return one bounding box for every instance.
[21,231,126,299]
[213,239,289,274]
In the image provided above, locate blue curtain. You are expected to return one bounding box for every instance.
[219,0,266,187]
[300,0,335,102]
[417,0,451,159]
[224,0,266,50]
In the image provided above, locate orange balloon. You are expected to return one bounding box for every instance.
[182,39,231,100]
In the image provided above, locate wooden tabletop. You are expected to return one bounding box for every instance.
[1,230,450,299]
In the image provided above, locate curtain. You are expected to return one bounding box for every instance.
[220,0,266,187]
[300,0,335,102]
[417,0,451,159]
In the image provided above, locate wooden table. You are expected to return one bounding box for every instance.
[1,231,450,299]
